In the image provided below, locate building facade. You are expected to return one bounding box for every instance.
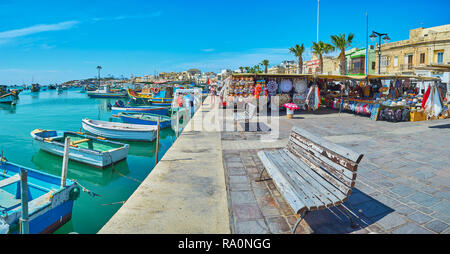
[376,24,450,84]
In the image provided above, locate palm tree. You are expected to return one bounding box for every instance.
[97,65,102,79]
[330,33,354,75]
[239,66,244,73]
[260,60,269,73]
[244,67,250,73]
[289,44,305,74]
[311,41,335,74]
[254,65,261,73]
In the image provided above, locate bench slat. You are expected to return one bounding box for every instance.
[258,151,307,214]
[287,139,356,188]
[292,126,363,163]
[265,151,325,210]
[276,151,340,207]
[287,144,353,195]
[279,149,347,205]
[291,128,363,167]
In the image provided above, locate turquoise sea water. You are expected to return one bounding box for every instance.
[0,88,176,234]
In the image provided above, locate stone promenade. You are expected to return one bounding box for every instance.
[222,109,450,234]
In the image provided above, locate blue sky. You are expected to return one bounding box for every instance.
[0,0,449,85]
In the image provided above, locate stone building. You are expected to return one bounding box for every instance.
[377,24,450,84]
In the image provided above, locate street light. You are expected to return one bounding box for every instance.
[370,31,390,74]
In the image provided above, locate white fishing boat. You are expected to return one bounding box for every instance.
[82,118,157,142]
[30,129,129,168]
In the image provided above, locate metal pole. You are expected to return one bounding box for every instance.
[378,36,381,74]
[365,12,369,76]
[176,110,179,138]
[155,117,160,164]
[19,169,29,234]
[61,137,70,188]
[317,0,320,43]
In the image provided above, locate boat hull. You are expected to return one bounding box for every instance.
[111,106,169,116]
[0,161,79,234]
[82,119,157,142]
[119,114,172,129]
[31,131,129,168]
[0,94,14,104]
[87,92,127,98]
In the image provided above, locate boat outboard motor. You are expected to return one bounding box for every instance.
[115,100,125,107]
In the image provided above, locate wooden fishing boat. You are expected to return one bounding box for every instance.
[110,105,169,115]
[87,86,126,98]
[0,86,15,104]
[30,83,40,92]
[82,118,157,142]
[0,93,14,104]
[127,88,173,106]
[30,129,129,168]
[0,159,80,234]
[118,112,173,128]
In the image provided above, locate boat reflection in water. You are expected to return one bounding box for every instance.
[0,104,16,114]
[31,150,130,187]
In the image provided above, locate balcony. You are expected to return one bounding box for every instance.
[400,64,414,71]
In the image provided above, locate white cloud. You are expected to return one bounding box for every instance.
[91,11,163,22]
[0,21,79,39]
[201,48,215,52]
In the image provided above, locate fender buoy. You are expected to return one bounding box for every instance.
[153,87,160,94]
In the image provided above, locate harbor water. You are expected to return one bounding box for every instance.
[0,88,176,234]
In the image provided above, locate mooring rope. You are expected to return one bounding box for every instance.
[73,180,102,198]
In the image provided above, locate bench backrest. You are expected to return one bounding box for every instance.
[286,126,364,196]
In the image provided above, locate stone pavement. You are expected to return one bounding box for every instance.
[222,109,450,234]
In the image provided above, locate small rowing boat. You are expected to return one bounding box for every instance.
[110,105,169,115]
[118,112,173,128]
[30,129,129,168]
[0,158,80,234]
[82,118,157,142]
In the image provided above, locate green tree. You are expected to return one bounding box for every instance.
[330,33,354,75]
[239,66,244,73]
[260,60,269,73]
[311,41,335,74]
[289,44,305,74]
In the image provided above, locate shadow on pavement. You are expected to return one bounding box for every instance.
[304,188,394,234]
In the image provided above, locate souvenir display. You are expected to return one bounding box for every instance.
[266,80,278,95]
[280,79,293,93]
[294,79,308,94]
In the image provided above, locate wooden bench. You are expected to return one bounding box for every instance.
[257,126,364,233]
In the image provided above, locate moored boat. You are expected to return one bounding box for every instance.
[118,112,173,128]
[87,86,126,98]
[0,158,80,234]
[110,105,169,115]
[0,86,15,104]
[30,83,40,92]
[30,129,129,168]
[82,118,157,142]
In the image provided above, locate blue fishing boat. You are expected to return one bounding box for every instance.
[118,112,173,129]
[111,105,169,116]
[0,159,80,234]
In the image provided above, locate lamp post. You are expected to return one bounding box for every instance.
[97,66,102,86]
[370,31,390,74]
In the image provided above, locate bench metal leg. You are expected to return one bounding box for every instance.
[292,211,307,234]
[339,204,359,229]
[256,168,271,182]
